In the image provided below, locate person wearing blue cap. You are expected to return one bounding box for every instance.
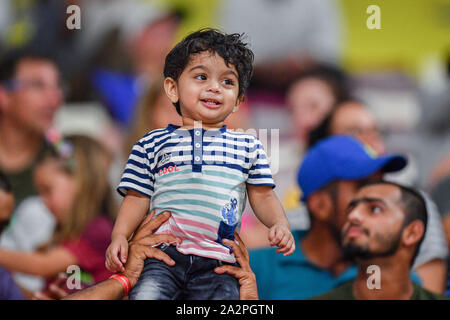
[311,180,447,300]
[307,100,449,294]
[249,135,422,300]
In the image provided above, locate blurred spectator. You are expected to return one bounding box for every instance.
[430,156,450,297]
[0,196,55,293]
[429,154,450,189]
[0,171,24,300]
[0,50,63,207]
[309,100,449,293]
[249,136,415,299]
[0,135,114,298]
[90,11,180,125]
[287,66,350,146]
[0,1,73,61]
[312,181,447,300]
[240,65,350,246]
[124,80,182,156]
[219,0,341,90]
[0,49,64,294]
[308,99,384,153]
[0,51,61,294]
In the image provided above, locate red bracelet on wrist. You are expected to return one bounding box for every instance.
[109,273,131,297]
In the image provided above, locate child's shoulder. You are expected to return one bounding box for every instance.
[138,126,173,144]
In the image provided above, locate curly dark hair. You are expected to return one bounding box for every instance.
[163,28,254,115]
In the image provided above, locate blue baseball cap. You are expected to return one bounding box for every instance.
[297,135,407,202]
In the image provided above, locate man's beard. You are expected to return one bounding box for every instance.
[342,228,403,261]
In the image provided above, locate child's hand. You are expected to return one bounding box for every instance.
[268,224,295,256]
[106,236,129,273]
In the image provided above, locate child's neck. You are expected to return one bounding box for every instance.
[180,117,225,130]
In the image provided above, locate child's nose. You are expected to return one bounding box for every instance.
[207,80,221,92]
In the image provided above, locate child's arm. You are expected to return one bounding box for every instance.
[246,184,295,256]
[106,190,150,272]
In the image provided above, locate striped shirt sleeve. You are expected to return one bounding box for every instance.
[246,137,276,188]
[117,139,155,198]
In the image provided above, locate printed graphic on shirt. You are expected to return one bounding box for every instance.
[157,152,179,177]
[159,152,172,166]
[216,197,239,252]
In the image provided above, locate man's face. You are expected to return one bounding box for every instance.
[341,184,406,260]
[0,190,14,234]
[328,173,383,233]
[2,59,63,134]
[330,102,385,155]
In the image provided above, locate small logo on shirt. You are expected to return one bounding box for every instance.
[159,153,172,166]
[157,152,180,176]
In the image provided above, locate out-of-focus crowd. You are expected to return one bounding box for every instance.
[0,0,449,300]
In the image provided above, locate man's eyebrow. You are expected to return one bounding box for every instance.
[348,197,387,209]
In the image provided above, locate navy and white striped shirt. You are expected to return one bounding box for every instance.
[118,124,275,262]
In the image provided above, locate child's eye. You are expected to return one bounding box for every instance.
[222,79,234,86]
[195,74,207,80]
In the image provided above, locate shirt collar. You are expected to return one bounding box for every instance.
[167,124,227,133]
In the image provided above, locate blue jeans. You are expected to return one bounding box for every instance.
[129,244,240,300]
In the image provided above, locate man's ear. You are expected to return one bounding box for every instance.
[163,77,179,104]
[233,95,244,113]
[307,191,334,222]
[402,220,425,247]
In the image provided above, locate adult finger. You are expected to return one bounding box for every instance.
[139,245,176,267]
[133,234,181,247]
[223,239,249,269]
[234,232,249,261]
[132,211,171,241]
[214,265,243,278]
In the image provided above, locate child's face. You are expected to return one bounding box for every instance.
[34,160,76,223]
[164,51,242,128]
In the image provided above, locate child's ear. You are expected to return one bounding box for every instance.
[233,95,244,113]
[164,77,179,104]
